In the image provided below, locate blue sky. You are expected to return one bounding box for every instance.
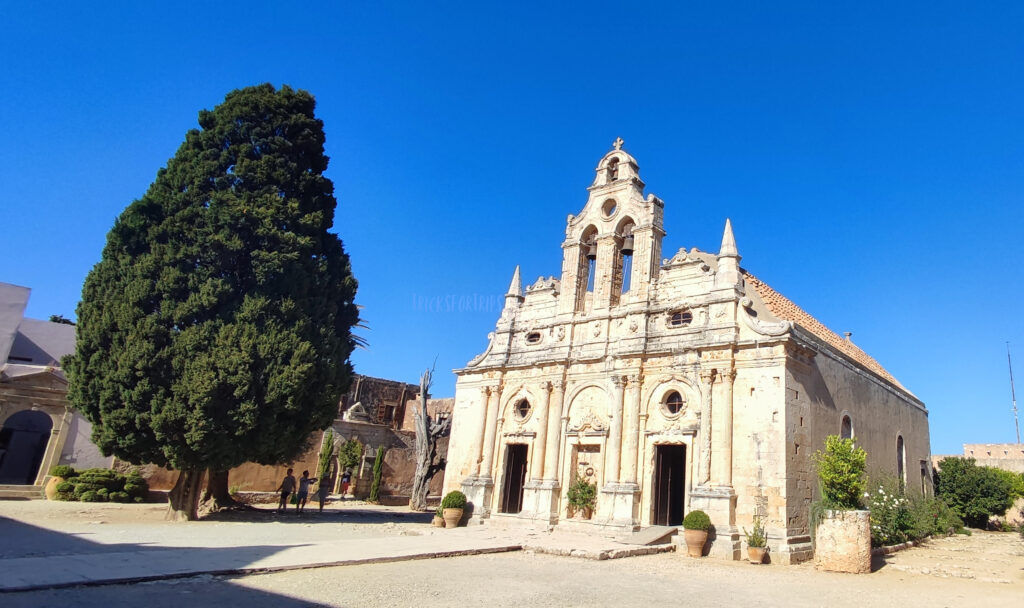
[1,2,1021,455]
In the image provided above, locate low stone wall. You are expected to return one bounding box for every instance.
[871,537,927,556]
[814,509,871,574]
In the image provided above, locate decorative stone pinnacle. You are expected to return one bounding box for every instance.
[613,137,624,151]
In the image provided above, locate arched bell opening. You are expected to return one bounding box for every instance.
[611,217,635,303]
[0,410,54,485]
[576,225,599,312]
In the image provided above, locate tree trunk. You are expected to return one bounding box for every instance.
[166,468,205,521]
[199,469,242,513]
[409,367,451,511]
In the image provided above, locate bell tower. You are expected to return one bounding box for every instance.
[558,139,664,314]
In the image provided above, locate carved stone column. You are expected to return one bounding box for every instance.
[698,369,715,486]
[620,374,641,484]
[463,383,500,522]
[713,368,736,487]
[479,384,502,480]
[472,386,492,476]
[604,375,625,484]
[543,380,565,480]
[529,381,552,481]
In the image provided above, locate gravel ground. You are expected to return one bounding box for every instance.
[2,501,1022,608]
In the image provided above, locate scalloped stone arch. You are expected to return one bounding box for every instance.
[561,381,612,418]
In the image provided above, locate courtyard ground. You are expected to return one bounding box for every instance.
[1,500,1021,607]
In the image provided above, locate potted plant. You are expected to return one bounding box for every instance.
[441,490,467,528]
[566,477,597,519]
[45,465,76,500]
[811,435,871,573]
[744,515,768,564]
[432,504,446,528]
[682,510,711,557]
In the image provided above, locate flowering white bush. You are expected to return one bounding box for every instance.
[865,483,913,546]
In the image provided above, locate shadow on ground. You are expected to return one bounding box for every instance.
[202,504,434,526]
[0,517,329,607]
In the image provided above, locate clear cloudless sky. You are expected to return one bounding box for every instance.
[1,2,1021,455]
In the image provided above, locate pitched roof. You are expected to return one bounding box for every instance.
[742,270,912,396]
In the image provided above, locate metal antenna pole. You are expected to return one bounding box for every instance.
[1009,342,1020,444]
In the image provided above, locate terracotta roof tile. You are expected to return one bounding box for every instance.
[742,270,912,396]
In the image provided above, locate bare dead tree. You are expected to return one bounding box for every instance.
[409,367,451,511]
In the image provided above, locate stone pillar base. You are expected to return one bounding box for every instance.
[689,485,741,560]
[461,476,494,524]
[519,479,561,525]
[597,482,641,531]
[815,509,871,573]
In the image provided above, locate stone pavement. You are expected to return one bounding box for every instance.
[0,518,676,593]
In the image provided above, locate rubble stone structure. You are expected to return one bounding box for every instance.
[443,142,931,563]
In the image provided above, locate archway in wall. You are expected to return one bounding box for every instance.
[0,410,54,485]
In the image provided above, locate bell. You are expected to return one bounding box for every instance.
[585,243,598,260]
[621,235,634,255]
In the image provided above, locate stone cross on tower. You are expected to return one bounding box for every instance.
[613,137,624,150]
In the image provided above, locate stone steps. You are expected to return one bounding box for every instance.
[0,484,44,500]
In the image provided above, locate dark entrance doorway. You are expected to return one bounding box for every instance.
[500,444,528,514]
[653,444,686,526]
[0,410,53,485]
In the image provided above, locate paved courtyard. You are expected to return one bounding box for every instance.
[1,500,1022,607]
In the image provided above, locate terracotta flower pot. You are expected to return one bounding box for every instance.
[44,476,64,500]
[684,529,708,557]
[432,515,446,528]
[443,507,463,528]
[748,546,767,564]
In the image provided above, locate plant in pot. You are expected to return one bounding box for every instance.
[432,504,446,528]
[566,477,597,519]
[744,515,768,564]
[45,465,77,500]
[441,490,467,528]
[811,435,871,573]
[682,510,711,557]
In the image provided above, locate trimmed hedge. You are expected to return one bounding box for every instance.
[52,467,148,503]
[441,490,467,510]
[682,510,711,531]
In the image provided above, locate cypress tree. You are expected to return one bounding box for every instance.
[65,84,359,520]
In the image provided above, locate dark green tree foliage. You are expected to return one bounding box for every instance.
[935,457,1015,528]
[368,446,386,503]
[65,84,359,519]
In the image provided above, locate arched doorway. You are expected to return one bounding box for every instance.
[0,410,54,485]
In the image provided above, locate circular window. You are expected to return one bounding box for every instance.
[667,310,693,328]
[515,399,531,420]
[664,391,684,415]
[602,199,617,217]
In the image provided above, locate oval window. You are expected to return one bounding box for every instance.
[602,199,617,217]
[526,332,541,344]
[664,391,684,415]
[515,399,531,419]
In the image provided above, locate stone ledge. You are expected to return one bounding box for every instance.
[871,536,929,556]
[524,543,676,561]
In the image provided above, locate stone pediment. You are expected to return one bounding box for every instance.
[0,364,68,388]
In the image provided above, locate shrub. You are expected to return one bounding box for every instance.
[96,488,110,501]
[566,477,597,511]
[435,504,444,518]
[317,430,335,479]
[79,490,101,502]
[865,480,913,546]
[109,491,130,503]
[908,495,964,538]
[935,457,1015,528]
[682,510,711,531]
[50,465,77,478]
[441,490,467,510]
[73,482,103,497]
[744,516,767,548]
[812,436,866,510]
[368,447,386,503]
[339,439,363,472]
[55,491,75,501]
[56,481,75,494]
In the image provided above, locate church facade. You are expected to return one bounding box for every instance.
[442,142,931,563]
